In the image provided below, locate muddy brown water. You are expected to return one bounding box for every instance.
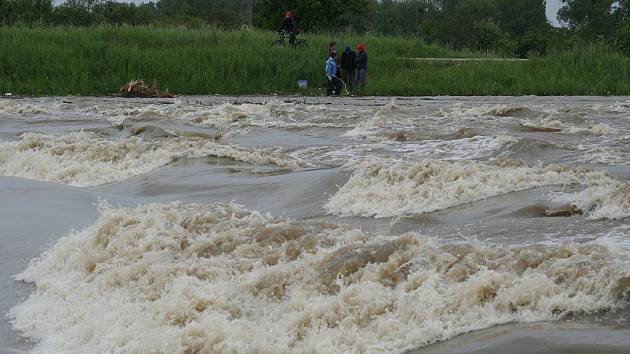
[1,96,629,353]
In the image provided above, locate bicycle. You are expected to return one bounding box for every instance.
[272,30,308,48]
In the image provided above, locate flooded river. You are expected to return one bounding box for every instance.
[1,96,629,353]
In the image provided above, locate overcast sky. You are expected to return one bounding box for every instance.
[53,0,565,27]
[546,0,563,26]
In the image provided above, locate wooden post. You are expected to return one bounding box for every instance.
[244,0,254,27]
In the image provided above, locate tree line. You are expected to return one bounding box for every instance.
[1,0,630,56]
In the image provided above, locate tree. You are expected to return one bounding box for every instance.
[0,0,53,25]
[442,0,500,48]
[254,0,369,32]
[496,0,550,37]
[558,0,618,39]
[155,0,241,28]
[475,19,516,54]
[616,20,630,55]
[52,2,97,26]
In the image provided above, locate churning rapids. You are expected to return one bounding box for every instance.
[1,96,629,354]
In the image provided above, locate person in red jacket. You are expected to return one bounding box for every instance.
[355,43,368,89]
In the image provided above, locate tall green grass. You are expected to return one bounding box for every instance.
[0,26,629,96]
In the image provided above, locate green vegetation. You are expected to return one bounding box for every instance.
[1,1,630,57]
[1,26,629,96]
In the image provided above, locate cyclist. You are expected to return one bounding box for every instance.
[280,11,299,45]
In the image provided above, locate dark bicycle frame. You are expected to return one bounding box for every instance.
[272,30,307,48]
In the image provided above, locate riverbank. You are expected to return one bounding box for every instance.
[0,26,629,96]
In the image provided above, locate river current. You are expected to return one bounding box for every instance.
[1,96,629,353]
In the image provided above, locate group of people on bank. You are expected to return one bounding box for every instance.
[279,12,368,96]
[326,42,368,96]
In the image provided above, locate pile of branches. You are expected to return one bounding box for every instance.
[120,80,174,98]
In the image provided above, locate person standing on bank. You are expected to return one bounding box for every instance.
[326,52,341,96]
[327,42,338,58]
[327,41,342,78]
[340,46,356,90]
[355,43,368,89]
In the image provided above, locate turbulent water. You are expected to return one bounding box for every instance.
[1,96,629,353]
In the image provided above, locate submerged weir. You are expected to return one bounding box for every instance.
[1,96,629,353]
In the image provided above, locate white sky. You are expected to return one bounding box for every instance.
[546,0,563,26]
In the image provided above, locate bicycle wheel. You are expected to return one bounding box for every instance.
[294,39,308,48]
[272,39,285,47]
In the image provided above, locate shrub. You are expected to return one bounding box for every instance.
[616,21,630,56]
[475,19,516,55]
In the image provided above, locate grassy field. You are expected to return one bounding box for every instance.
[0,26,629,96]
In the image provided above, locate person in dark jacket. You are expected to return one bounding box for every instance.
[340,46,356,90]
[355,43,368,89]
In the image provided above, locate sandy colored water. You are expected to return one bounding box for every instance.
[1,96,629,353]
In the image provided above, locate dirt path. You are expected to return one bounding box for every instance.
[395,57,528,62]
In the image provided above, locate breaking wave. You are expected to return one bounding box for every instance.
[551,182,630,220]
[0,132,304,187]
[0,99,59,115]
[439,104,528,119]
[519,118,614,136]
[10,202,630,354]
[343,100,413,140]
[577,142,630,166]
[0,99,354,130]
[325,158,611,218]
[591,101,630,113]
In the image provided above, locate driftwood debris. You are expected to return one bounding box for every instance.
[544,205,583,217]
[120,80,174,98]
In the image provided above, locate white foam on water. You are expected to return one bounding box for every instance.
[325,158,612,218]
[288,135,518,169]
[0,132,303,187]
[342,100,415,140]
[578,146,630,165]
[438,103,526,120]
[10,202,630,354]
[588,123,615,136]
[551,182,630,220]
[1,99,356,131]
[397,135,519,161]
[0,100,58,115]
[591,101,630,113]
[519,118,564,131]
[79,99,353,130]
[520,118,615,136]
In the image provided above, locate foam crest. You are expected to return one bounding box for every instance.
[343,100,409,139]
[439,104,526,119]
[578,146,630,165]
[591,101,630,113]
[326,158,611,218]
[520,118,615,136]
[11,202,630,353]
[0,132,303,186]
[82,100,350,130]
[394,135,519,161]
[0,100,57,115]
[1,99,350,131]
